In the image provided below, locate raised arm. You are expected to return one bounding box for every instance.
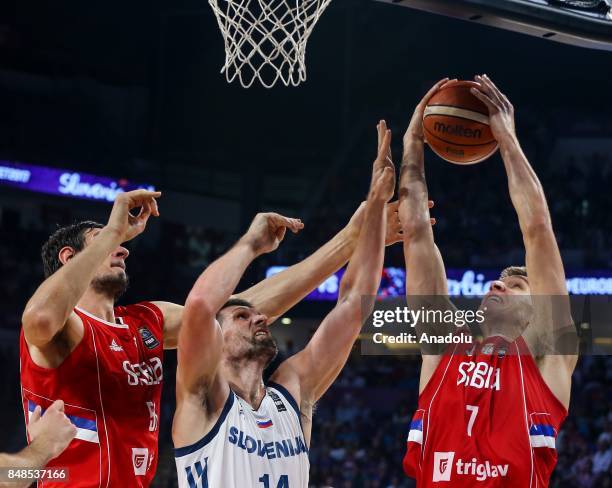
[22,190,160,347]
[160,201,403,349]
[235,202,402,322]
[176,213,303,396]
[399,80,457,389]
[399,79,450,297]
[471,75,577,405]
[279,121,394,405]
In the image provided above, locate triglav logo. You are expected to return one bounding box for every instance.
[132,447,149,476]
[433,452,510,482]
[433,452,455,482]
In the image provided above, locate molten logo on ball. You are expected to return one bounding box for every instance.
[433,122,482,139]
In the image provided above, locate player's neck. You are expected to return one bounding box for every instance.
[77,288,116,324]
[482,323,521,342]
[222,359,266,409]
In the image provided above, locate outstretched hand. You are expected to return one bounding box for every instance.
[106,189,162,242]
[347,200,435,246]
[369,120,396,203]
[244,212,304,255]
[404,78,455,142]
[470,74,516,145]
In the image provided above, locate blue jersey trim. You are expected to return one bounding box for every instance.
[266,381,304,433]
[174,391,234,458]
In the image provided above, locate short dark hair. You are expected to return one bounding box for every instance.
[41,221,104,278]
[499,265,528,280]
[216,298,254,322]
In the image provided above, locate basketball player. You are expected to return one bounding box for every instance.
[0,400,76,488]
[20,178,402,487]
[399,76,578,486]
[172,122,395,487]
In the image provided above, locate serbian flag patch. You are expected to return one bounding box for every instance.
[28,400,99,444]
[529,413,557,449]
[407,410,425,445]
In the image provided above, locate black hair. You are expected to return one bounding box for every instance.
[41,221,105,278]
[216,298,254,322]
[499,265,528,280]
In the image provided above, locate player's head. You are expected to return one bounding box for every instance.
[216,298,278,367]
[478,265,533,338]
[41,221,130,301]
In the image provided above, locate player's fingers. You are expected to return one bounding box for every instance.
[270,214,303,234]
[421,78,450,105]
[287,218,304,233]
[439,78,459,90]
[430,217,436,226]
[49,399,65,412]
[377,129,392,160]
[30,406,42,423]
[136,201,152,224]
[470,88,497,113]
[125,190,162,207]
[483,74,503,94]
[428,200,434,209]
[478,75,505,107]
[151,197,160,217]
[275,225,287,243]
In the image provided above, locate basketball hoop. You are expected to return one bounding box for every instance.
[208,0,332,88]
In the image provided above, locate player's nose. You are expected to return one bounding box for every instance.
[489,280,506,293]
[253,313,268,327]
[114,246,130,260]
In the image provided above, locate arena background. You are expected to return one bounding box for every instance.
[0,0,611,486]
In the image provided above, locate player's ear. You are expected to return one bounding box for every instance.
[58,246,76,265]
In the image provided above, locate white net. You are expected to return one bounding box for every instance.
[208,0,332,88]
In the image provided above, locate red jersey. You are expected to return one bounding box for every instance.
[403,335,567,487]
[20,303,164,487]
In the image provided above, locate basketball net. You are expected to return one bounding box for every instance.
[208,0,331,88]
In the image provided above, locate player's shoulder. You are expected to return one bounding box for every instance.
[116,302,164,326]
[267,362,302,412]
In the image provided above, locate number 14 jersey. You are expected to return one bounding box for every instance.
[174,383,309,488]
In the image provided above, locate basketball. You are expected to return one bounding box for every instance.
[423,81,498,164]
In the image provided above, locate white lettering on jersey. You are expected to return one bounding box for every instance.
[123,357,163,386]
[457,361,501,391]
[146,401,158,432]
[433,452,509,482]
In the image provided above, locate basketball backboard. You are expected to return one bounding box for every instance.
[376,0,612,51]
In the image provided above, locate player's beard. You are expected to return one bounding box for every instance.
[91,272,129,302]
[245,335,278,366]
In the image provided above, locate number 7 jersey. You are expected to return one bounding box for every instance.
[403,335,567,487]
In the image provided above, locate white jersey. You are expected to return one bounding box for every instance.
[174,382,310,488]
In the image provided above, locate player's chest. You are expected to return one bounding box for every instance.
[89,322,163,390]
[448,342,523,395]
